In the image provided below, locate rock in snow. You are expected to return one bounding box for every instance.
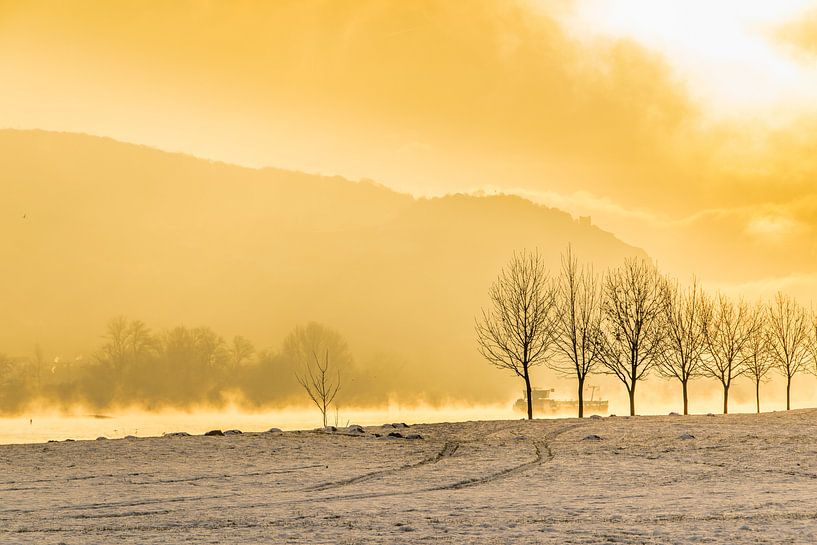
[163,432,191,437]
[679,433,695,440]
[204,430,224,436]
[266,427,283,433]
[387,432,404,438]
[223,429,242,436]
[582,434,603,441]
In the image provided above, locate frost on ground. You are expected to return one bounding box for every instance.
[2,410,817,544]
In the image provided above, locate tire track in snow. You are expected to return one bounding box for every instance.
[276,421,586,505]
[427,421,585,492]
[304,441,460,492]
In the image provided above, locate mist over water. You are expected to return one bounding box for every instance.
[0,404,516,445]
[4,369,815,445]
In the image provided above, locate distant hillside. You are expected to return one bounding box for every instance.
[0,129,644,405]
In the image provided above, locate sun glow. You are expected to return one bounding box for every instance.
[563,0,817,119]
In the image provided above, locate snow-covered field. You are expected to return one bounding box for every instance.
[2,410,817,544]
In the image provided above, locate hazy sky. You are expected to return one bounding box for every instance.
[2,0,817,300]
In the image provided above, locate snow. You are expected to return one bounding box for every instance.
[2,410,817,543]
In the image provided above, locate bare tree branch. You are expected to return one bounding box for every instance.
[597,257,668,416]
[767,292,810,410]
[744,302,773,414]
[550,246,603,418]
[700,293,758,414]
[656,277,707,415]
[296,349,341,427]
[475,249,557,419]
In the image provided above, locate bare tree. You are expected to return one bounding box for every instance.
[598,257,668,416]
[743,303,773,414]
[296,350,341,427]
[809,310,817,377]
[550,246,603,418]
[701,294,757,414]
[229,336,255,369]
[476,250,557,420]
[656,278,708,415]
[767,292,810,410]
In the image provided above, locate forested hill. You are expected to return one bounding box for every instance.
[0,129,644,407]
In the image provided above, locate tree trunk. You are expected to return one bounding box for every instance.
[523,367,533,420]
[682,379,689,416]
[628,383,636,416]
[577,375,585,418]
[756,379,760,414]
[786,375,792,411]
[723,384,729,415]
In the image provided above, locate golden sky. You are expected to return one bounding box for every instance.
[2,0,817,301]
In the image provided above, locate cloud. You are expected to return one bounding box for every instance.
[2,0,817,295]
[774,5,817,59]
[745,214,805,240]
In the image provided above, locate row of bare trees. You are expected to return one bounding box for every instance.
[476,248,817,418]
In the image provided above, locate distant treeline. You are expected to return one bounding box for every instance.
[0,321,404,414]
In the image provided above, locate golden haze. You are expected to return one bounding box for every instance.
[1,1,817,418]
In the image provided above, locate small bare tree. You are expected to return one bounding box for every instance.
[701,294,757,414]
[598,257,668,416]
[743,303,773,414]
[550,246,603,418]
[767,292,810,410]
[656,278,708,415]
[476,250,557,420]
[296,350,341,428]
